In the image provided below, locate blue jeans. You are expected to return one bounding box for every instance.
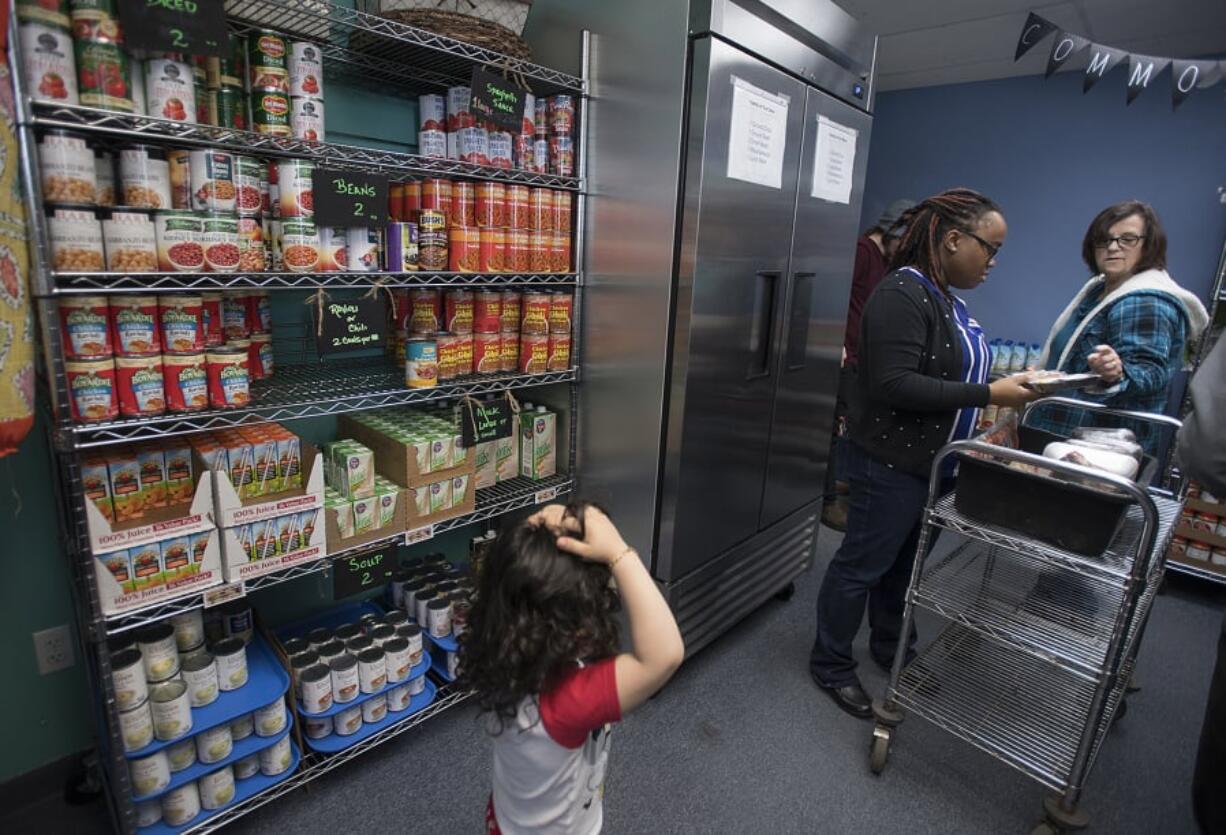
[810,441,940,688]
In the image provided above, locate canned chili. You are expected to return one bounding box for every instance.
[159,295,204,353]
[473,291,501,333]
[207,348,250,408]
[162,352,208,412]
[116,354,166,417]
[65,357,117,422]
[110,295,161,355]
[444,290,474,334]
[476,182,506,227]
[519,334,549,374]
[436,332,460,381]
[529,189,554,231]
[547,333,571,372]
[59,295,111,359]
[548,293,573,334]
[455,334,474,376]
[500,332,520,373]
[529,231,551,273]
[479,228,505,273]
[409,289,440,334]
[520,292,550,335]
[552,191,573,231]
[450,182,475,228]
[473,332,500,375]
[500,291,521,333]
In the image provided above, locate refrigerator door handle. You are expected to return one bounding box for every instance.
[783,272,816,371]
[747,270,780,379]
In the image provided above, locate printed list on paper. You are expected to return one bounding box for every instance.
[726,76,789,189]
[811,115,858,203]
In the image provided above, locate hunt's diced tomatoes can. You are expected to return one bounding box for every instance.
[444,289,473,334]
[115,354,166,417]
[473,332,500,375]
[500,332,520,373]
[162,352,208,412]
[547,333,571,372]
[65,358,118,423]
[110,295,161,356]
[519,334,548,374]
[520,292,550,335]
[473,290,502,333]
[549,293,573,334]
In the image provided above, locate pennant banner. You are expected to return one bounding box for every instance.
[1015,10,1225,109]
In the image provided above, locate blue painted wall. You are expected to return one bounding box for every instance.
[860,67,1226,346]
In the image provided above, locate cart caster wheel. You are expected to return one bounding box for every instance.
[774,582,796,602]
[869,726,891,775]
[1029,823,1059,835]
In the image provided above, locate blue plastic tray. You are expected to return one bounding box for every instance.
[136,740,301,835]
[305,678,437,754]
[132,708,293,803]
[423,633,458,682]
[126,635,290,760]
[300,656,430,719]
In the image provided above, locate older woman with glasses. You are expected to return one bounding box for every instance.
[1032,200,1208,453]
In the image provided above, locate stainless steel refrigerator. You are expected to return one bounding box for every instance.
[527,0,877,654]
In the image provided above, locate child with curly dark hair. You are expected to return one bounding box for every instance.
[459,502,685,835]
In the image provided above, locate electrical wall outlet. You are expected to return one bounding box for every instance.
[33,625,75,675]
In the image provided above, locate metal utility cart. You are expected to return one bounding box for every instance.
[868,399,1183,834]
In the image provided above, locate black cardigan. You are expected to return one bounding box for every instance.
[848,269,992,477]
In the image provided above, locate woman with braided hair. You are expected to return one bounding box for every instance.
[809,187,1039,719]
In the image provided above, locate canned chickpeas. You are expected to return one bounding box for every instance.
[39,131,95,203]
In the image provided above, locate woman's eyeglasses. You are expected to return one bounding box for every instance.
[1094,234,1144,250]
[961,229,1001,262]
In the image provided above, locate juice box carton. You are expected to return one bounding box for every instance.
[253,518,279,559]
[521,407,556,480]
[99,549,134,593]
[81,456,114,523]
[404,434,431,476]
[277,513,300,553]
[452,474,470,506]
[430,479,452,514]
[298,508,320,545]
[222,438,255,498]
[248,435,278,497]
[160,535,191,581]
[429,433,452,473]
[473,441,496,489]
[137,448,168,510]
[129,541,164,590]
[234,524,255,559]
[189,530,211,564]
[276,433,302,491]
[163,442,194,504]
[327,496,354,540]
[353,496,376,534]
[412,484,431,517]
[192,436,226,474]
[452,433,468,465]
[108,453,144,522]
[494,435,518,483]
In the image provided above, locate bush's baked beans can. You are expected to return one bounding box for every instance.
[277,159,314,218]
[444,289,474,333]
[500,332,520,374]
[144,57,195,123]
[520,333,549,373]
[60,296,111,359]
[421,178,451,213]
[448,227,479,273]
[189,150,237,213]
[547,333,571,372]
[163,352,207,412]
[115,353,165,417]
[346,226,381,272]
[475,182,505,228]
[409,288,441,334]
[550,231,571,273]
[450,181,475,227]
[549,135,575,177]
[479,227,505,273]
[529,231,551,273]
[506,228,530,273]
[158,295,203,352]
[406,338,438,389]
[473,290,501,333]
[549,293,573,334]
[529,188,554,231]
[386,222,419,271]
[489,131,514,169]
[418,210,448,271]
[473,332,500,375]
[65,357,117,422]
[206,347,250,408]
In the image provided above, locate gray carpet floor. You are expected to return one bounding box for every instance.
[7,528,1222,833]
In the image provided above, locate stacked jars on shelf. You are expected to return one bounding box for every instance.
[396,286,573,388]
[60,291,271,423]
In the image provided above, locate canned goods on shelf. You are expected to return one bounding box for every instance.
[201,213,240,272]
[129,749,170,797]
[206,348,250,409]
[199,764,235,810]
[208,84,246,130]
[347,226,381,272]
[479,227,505,273]
[532,138,550,174]
[317,225,345,272]
[547,332,572,372]
[513,134,534,172]
[529,231,551,273]
[21,21,78,106]
[161,781,200,826]
[409,289,441,334]
[158,294,204,352]
[195,721,233,765]
[162,352,208,412]
[446,85,473,133]
[281,219,320,272]
[101,209,156,272]
[166,149,191,209]
[457,126,490,165]
[449,227,480,273]
[329,653,360,703]
[474,290,502,333]
[110,646,146,712]
[476,182,507,227]
[506,228,531,273]
[149,679,193,741]
[289,41,324,98]
[529,188,555,231]
[238,216,266,271]
[250,333,274,380]
[252,89,291,135]
[39,131,95,203]
[165,736,196,773]
[144,57,195,123]
[450,181,476,227]
[406,338,438,389]
[445,289,474,334]
[120,145,172,210]
[65,357,117,422]
[386,222,419,272]
[549,135,575,177]
[500,291,522,333]
[549,293,574,333]
[550,231,572,273]
[248,30,289,88]
[421,178,451,212]
[277,159,314,217]
[95,149,116,206]
[520,333,549,373]
[115,354,165,417]
[473,332,500,375]
[189,150,237,213]
[181,653,219,708]
[74,35,134,113]
[154,210,205,271]
[213,636,249,689]
[418,129,446,159]
[291,96,325,142]
[48,207,104,271]
[110,295,160,355]
[489,130,514,170]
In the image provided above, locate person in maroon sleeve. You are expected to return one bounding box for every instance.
[823,199,917,531]
[460,502,685,835]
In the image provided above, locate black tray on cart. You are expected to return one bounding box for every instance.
[954,426,1157,557]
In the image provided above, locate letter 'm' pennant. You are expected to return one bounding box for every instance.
[1083,43,1128,93]
[1014,12,1058,60]
[1126,53,1171,104]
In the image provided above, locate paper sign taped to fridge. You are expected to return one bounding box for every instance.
[726,76,789,189]
[811,115,858,203]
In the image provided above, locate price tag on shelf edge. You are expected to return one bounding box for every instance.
[404,525,435,547]
[534,487,559,505]
[117,0,231,58]
[203,581,245,608]
[332,551,394,600]
[311,166,389,227]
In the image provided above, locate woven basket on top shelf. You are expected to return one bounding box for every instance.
[361,1,534,61]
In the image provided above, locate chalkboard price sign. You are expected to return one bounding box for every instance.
[470,67,529,133]
[333,551,394,600]
[311,167,389,227]
[460,398,515,447]
[314,295,387,356]
[117,0,230,58]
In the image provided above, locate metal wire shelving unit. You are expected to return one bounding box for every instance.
[10,1,591,830]
[869,401,1183,835]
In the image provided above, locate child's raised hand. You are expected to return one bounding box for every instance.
[555,505,629,566]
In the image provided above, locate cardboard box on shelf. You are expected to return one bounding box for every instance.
[85,472,215,555]
[94,526,223,616]
[220,503,328,583]
[339,414,470,489]
[403,468,476,531]
[210,442,325,528]
[1175,522,1226,551]
[324,486,407,553]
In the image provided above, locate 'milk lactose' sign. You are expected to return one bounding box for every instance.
[311,167,389,226]
[118,0,230,57]
[470,67,529,133]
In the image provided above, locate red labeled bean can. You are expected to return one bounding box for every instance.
[449,227,479,273]
[444,290,474,334]
[162,352,208,412]
[547,333,571,372]
[528,189,554,231]
[529,231,551,273]
[479,228,505,274]
[65,358,117,423]
[500,291,521,333]
[436,331,460,381]
[506,185,530,229]
[500,332,520,373]
[421,179,451,214]
[548,293,573,334]
[116,354,166,417]
[473,332,500,375]
[389,183,406,222]
[550,231,571,273]
[519,334,548,374]
[520,292,550,335]
[409,289,441,334]
[158,295,204,353]
[506,228,531,273]
[475,182,505,228]
[249,333,273,380]
[404,181,422,215]
[473,291,502,334]
[202,292,224,347]
[207,347,250,408]
[450,182,475,228]
[552,191,573,231]
[59,296,112,359]
[110,295,161,356]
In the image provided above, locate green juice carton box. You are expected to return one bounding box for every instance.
[474,440,497,489]
[494,435,518,483]
[521,407,556,480]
